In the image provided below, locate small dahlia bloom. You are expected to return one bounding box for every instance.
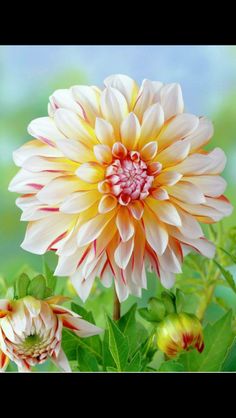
[156,312,204,357]
[9,74,233,302]
[0,296,102,372]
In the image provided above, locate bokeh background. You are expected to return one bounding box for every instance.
[1,45,236,291]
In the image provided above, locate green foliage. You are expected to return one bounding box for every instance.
[106,315,129,371]
[159,361,185,372]
[177,311,234,371]
[221,338,236,371]
[12,267,57,300]
[14,273,30,299]
[27,275,46,299]
[213,261,236,293]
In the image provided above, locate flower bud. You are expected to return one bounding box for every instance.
[156,312,204,358]
[0,295,102,372]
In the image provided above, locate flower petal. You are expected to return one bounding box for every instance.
[100,87,128,137]
[37,175,95,205]
[52,348,71,372]
[139,103,164,147]
[77,211,116,247]
[160,83,184,120]
[21,213,73,254]
[0,350,9,371]
[13,140,62,167]
[120,112,141,150]
[98,195,117,213]
[95,118,115,147]
[159,245,182,274]
[157,140,190,168]
[128,200,144,220]
[49,89,83,115]
[146,198,182,226]
[56,139,95,163]
[154,171,182,186]
[150,187,169,200]
[22,156,77,173]
[76,162,105,183]
[28,117,66,145]
[143,205,168,255]
[93,144,113,164]
[54,108,97,146]
[183,175,227,198]
[157,113,199,150]
[172,148,226,175]
[176,207,203,238]
[116,207,134,242]
[187,117,214,153]
[114,237,134,269]
[134,79,163,120]
[140,141,158,161]
[71,85,101,126]
[61,314,103,337]
[60,190,100,214]
[204,196,233,218]
[104,74,139,109]
[166,181,206,204]
[8,169,59,194]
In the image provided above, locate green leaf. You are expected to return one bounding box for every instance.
[44,287,53,298]
[161,291,176,314]
[148,298,166,321]
[159,360,185,372]
[118,304,137,354]
[14,273,30,299]
[106,315,129,371]
[5,286,14,300]
[178,311,234,371]
[62,329,79,361]
[126,352,142,371]
[71,302,90,319]
[175,289,185,313]
[43,262,56,292]
[221,338,236,371]
[102,330,116,370]
[219,247,236,264]
[107,367,118,372]
[71,303,102,361]
[77,347,99,371]
[214,261,236,293]
[27,275,46,299]
[138,307,158,323]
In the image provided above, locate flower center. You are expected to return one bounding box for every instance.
[23,334,41,348]
[105,151,154,205]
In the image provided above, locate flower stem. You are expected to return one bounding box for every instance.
[113,287,121,321]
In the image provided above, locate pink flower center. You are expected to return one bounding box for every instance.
[105,151,155,205]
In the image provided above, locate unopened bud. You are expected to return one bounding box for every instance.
[156,313,204,358]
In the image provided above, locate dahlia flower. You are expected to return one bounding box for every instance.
[156,312,204,357]
[0,295,102,372]
[9,74,233,302]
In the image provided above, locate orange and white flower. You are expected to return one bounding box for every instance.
[9,74,233,302]
[0,296,102,372]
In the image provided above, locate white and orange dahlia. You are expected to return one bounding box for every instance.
[9,74,233,302]
[0,296,102,372]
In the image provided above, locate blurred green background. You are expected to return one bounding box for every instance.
[0,45,235,289]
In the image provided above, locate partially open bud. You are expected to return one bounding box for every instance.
[0,295,102,372]
[156,312,204,358]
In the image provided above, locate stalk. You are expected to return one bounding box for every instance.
[113,287,121,321]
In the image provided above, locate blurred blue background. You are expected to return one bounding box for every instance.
[0,45,236,283]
